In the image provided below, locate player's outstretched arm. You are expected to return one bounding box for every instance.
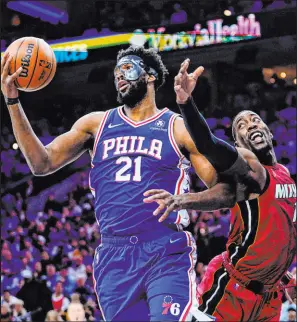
[1,52,103,176]
[144,182,236,222]
[144,147,268,221]
[174,58,267,195]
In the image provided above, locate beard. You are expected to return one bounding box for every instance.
[117,76,148,108]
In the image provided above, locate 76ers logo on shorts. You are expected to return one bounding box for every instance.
[162,295,180,316]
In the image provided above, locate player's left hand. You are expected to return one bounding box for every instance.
[174,58,204,104]
[143,189,184,222]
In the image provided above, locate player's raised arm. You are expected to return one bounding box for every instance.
[174,58,267,194]
[1,52,103,176]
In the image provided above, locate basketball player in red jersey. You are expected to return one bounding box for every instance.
[144,59,296,321]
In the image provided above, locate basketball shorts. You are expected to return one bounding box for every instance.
[197,254,282,321]
[93,231,214,321]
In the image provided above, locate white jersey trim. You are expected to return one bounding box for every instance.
[180,231,198,321]
[91,110,111,162]
[118,106,168,128]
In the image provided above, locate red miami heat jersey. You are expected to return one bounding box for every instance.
[227,163,296,285]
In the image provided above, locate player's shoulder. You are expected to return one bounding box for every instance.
[277,163,291,177]
[72,111,106,135]
[236,147,267,178]
[236,147,259,162]
[172,115,186,131]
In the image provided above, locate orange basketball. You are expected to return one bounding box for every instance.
[6,37,57,92]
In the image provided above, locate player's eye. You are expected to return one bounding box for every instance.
[238,123,245,129]
[122,64,133,70]
[253,117,260,123]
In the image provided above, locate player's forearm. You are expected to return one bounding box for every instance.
[7,102,51,175]
[178,183,236,211]
[178,97,238,172]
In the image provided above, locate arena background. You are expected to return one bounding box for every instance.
[1,0,296,321]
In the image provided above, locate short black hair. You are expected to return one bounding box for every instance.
[117,46,169,90]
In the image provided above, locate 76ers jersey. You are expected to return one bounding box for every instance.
[89,106,191,236]
[227,163,296,285]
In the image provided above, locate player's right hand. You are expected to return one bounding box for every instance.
[1,51,22,98]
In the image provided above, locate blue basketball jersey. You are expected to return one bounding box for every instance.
[89,106,191,236]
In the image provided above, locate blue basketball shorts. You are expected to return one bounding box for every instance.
[92,231,211,321]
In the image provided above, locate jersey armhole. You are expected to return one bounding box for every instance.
[91,110,111,161]
[259,168,270,197]
[168,114,190,163]
[279,163,291,176]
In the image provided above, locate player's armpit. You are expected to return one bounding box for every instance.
[40,112,104,175]
[223,147,268,198]
[173,117,218,188]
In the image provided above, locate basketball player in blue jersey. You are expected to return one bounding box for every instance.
[2,47,217,321]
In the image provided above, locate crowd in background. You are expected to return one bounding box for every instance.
[1,166,296,321]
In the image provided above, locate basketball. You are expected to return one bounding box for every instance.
[5,37,57,92]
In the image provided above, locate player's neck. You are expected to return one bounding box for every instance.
[123,92,158,122]
[257,149,277,166]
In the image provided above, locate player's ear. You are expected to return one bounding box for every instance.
[147,74,156,83]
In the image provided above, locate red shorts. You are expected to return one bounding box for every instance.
[197,254,282,322]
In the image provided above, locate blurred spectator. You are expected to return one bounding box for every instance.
[40,251,52,275]
[68,253,87,282]
[44,193,63,213]
[11,298,27,320]
[84,298,96,321]
[33,262,43,279]
[74,278,91,305]
[0,305,11,322]
[67,293,86,322]
[287,306,296,322]
[45,309,63,321]
[45,265,59,292]
[51,282,70,315]
[58,268,76,297]
[207,209,230,259]
[170,3,188,24]
[1,290,20,307]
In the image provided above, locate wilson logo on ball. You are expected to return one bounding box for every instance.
[20,43,35,78]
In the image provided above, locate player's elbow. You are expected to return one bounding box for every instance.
[30,160,52,176]
[219,187,237,209]
[225,194,236,208]
[31,166,51,176]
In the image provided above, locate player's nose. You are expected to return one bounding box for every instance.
[115,73,125,82]
[247,122,258,132]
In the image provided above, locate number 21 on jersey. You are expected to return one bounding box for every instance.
[115,156,142,182]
